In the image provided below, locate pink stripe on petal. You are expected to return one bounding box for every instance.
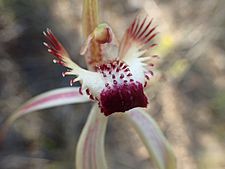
[20,90,80,112]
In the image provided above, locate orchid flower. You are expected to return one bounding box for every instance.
[1,1,176,169]
[43,15,155,116]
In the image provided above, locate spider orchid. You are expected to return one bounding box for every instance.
[43,14,155,116]
[1,1,176,169]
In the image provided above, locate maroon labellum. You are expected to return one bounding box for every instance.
[99,82,148,116]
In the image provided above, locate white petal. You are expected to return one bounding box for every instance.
[0,87,89,139]
[76,104,108,169]
[125,108,176,169]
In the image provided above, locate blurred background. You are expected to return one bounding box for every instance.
[0,0,225,169]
